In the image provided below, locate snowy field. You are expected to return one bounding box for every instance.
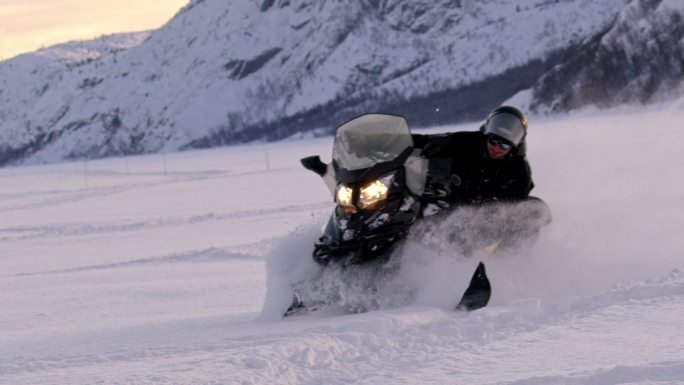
[2,108,684,384]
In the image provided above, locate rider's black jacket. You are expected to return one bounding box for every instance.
[413,131,533,204]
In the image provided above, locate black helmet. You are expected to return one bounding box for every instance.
[482,106,527,146]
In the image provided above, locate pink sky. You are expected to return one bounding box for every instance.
[0,0,188,59]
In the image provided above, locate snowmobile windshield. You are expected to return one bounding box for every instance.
[332,114,413,171]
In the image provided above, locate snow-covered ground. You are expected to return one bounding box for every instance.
[2,108,684,384]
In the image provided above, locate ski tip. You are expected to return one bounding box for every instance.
[283,292,306,318]
[455,261,491,312]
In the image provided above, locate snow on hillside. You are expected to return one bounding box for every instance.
[0,0,629,166]
[2,109,684,384]
[521,0,684,113]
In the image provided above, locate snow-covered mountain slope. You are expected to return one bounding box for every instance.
[519,0,684,113]
[1,108,684,384]
[0,32,151,164]
[0,0,630,166]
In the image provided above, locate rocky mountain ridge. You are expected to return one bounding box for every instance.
[1,0,680,166]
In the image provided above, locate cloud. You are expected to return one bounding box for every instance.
[0,0,187,59]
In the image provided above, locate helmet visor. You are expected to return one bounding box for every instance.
[484,113,525,146]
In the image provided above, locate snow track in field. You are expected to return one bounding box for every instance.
[0,202,329,242]
[10,248,261,277]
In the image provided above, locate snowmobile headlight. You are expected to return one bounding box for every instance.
[336,184,354,207]
[358,173,394,209]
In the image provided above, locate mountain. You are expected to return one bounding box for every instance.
[515,0,684,113]
[0,0,668,166]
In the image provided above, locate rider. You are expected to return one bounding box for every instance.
[415,105,534,204]
[414,106,549,249]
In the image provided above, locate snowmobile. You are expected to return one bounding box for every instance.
[285,113,492,316]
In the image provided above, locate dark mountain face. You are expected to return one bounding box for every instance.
[527,0,684,113]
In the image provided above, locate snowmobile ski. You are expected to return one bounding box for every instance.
[283,292,307,317]
[455,262,491,311]
[283,293,334,318]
